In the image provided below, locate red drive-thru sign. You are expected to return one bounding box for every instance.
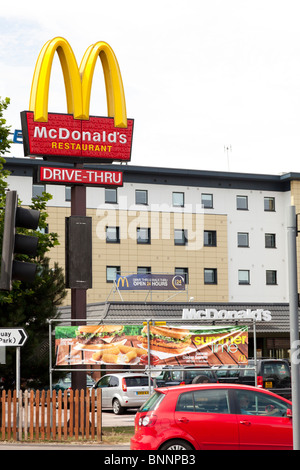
[39,166,123,186]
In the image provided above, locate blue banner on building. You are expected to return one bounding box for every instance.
[116,274,185,291]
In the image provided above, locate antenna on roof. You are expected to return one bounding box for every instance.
[224,145,232,171]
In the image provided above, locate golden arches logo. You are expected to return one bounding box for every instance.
[116,276,129,288]
[29,37,127,128]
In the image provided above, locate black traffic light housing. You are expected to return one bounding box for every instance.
[0,190,40,290]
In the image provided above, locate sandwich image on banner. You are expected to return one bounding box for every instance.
[138,325,192,354]
[75,325,125,347]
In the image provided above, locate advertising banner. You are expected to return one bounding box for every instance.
[55,324,248,367]
[116,274,185,291]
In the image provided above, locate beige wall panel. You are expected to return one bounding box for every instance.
[45,208,228,304]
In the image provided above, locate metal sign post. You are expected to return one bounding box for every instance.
[287,206,300,450]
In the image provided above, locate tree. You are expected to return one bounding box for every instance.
[0,97,67,387]
[0,97,12,158]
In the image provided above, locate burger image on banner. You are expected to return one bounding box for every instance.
[138,325,192,355]
[75,325,125,348]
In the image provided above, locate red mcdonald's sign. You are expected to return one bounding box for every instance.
[21,37,133,163]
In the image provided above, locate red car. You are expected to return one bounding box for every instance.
[130,383,293,450]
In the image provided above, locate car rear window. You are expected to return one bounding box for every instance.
[139,391,165,412]
[125,376,149,387]
[262,362,290,379]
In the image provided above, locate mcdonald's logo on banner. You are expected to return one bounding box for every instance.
[21,37,134,163]
[116,276,130,289]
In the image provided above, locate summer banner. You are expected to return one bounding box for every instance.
[55,324,248,367]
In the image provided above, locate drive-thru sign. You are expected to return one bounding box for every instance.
[0,328,28,347]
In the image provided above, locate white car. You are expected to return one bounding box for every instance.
[91,373,153,414]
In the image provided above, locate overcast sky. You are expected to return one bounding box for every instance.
[1,0,300,175]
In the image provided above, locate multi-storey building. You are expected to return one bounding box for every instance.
[4,157,300,357]
[5,158,295,303]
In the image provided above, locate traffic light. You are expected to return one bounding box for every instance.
[0,190,40,290]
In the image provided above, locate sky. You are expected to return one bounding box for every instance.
[1,0,300,176]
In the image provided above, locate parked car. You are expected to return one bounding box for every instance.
[214,359,291,399]
[91,373,153,415]
[155,366,218,387]
[52,373,95,392]
[131,383,293,450]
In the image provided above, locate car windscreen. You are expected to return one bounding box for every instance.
[125,376,149,387]
[139,391,165,412]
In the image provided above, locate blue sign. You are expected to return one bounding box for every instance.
[9,130,23,143]
[116,274,185,291]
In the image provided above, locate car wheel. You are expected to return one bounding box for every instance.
[112,398,124,415]
[192,375,211,384]
[160,439,194,451]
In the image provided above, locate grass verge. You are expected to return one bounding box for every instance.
[102,426,135,444]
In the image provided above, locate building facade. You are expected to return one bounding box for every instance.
[5,158,297,303]
[4,157,300,358]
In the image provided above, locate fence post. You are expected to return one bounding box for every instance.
[18,391,22,441]
[1,390,5,440]
[97,388,102,442]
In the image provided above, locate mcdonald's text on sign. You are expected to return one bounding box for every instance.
[22,112,133,163]
[21,37,134,163]
[39,166,123,186]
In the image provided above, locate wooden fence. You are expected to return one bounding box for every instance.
[0,388,102,442]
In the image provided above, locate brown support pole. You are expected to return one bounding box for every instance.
[71,166,87,391]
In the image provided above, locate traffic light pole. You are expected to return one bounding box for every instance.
[71,166,87,391]
[287,206,300,450]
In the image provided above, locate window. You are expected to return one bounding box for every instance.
[105,188,117,203]
[135,189,148,205]
[204,230,217,247]
[137,266,151,274]
[32,184,45,199]
[65,186,71,201]
[235,389,290,417]
[265,233,276,248]
[174,229,188,246]
[266,270,277,285]
[264,197,275,211]
[137,228,151,244]
[109,376,119,387]
[106,266,120,283]
[175,267,189,284]
[172,192,184,207]
[125,376,150,387]
[204,268,217,284]
[201,193,213,209]
[176,389,230,414]
[106,226,120,243]
[96,375,110,388]
[236,195,248,210]
[238,232,249,247]
[238,270,250,285]
[37,224,49,235]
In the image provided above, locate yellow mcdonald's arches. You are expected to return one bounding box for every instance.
[29,37,127,128]
[117,276,129,288]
